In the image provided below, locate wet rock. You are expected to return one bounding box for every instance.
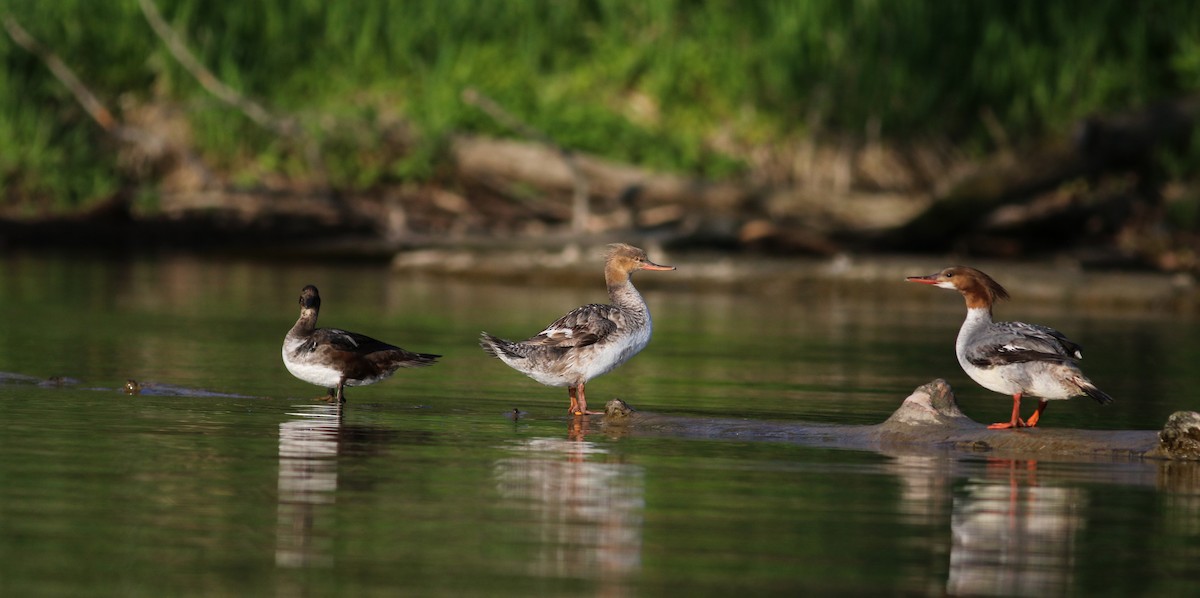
[38,376,81,388]
[122,378,250,398]
[1151,411,1200,460]
[881,379,976,427]
[604,398,636,422]
[0,371,49,385]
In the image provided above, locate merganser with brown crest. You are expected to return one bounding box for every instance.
[479,243,675,416]
[283,285,439,403]
[906,266,1113,429]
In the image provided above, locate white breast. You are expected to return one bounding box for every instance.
[581,320,653,381]
[282,342,342,388]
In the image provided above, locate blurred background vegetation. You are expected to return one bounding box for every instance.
[1,0,1199,245]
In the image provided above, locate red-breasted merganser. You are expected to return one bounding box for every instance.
[283,285,439,403]
[479,243,675,416]
[906,266,1113,429]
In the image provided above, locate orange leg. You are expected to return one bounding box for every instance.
[1024,399,1049,427]
[988,393,1029,430]
[568,382,602,416]
[564,384,597,415]
[567,386,580,414]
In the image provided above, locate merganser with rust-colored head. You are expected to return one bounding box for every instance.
[479,243,675,416]
[283,285,439,403]
[906,266,1113,429]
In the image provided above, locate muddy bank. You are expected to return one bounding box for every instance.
[392,246,1199,311]
[5,12,1198,274]
[595,379,1200,462]
[5,216,1196,312]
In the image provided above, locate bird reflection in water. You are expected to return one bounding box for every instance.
[493,417,645,590]
[1158,461,1200,563]
[275,403,343,568]
[947,459,1084,597]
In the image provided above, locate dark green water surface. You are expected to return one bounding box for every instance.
[2,253,1199,596]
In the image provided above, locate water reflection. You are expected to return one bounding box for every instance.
[1159,461,1200,564]
[892,455,954,526]
[275,404,342,569]
[493,418,644,590]
[946,460,1083,597]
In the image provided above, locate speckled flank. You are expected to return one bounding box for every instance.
[479,244,674,414]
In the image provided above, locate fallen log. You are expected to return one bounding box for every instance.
[449,135,755,228]
[882,96,1200,252]
[600,379,1200,462]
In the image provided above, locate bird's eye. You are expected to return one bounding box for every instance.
[944,272,954,278]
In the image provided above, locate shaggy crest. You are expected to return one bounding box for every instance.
[943,266,1010,304]
[606,243,647,261]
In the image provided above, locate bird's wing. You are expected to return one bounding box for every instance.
[303,328,399,355]
[521,304,622,349]
[965,321,1082,367]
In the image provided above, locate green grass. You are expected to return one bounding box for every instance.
[2,0,1200,210]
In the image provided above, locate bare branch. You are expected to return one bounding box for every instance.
[3,16,118,132]
[1,14,217,203]
[137,0,330,188]
[137,0,294,136]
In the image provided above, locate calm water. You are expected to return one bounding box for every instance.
[2,253,1200,596]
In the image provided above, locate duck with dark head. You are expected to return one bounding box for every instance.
[283,285,439,403]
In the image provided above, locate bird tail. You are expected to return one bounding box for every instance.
[479,332,526,360]
[388,350,439,368]
[409,352,440,367]
[1077,378,1114,405]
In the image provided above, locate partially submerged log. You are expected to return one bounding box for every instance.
[601,379,1200,462]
